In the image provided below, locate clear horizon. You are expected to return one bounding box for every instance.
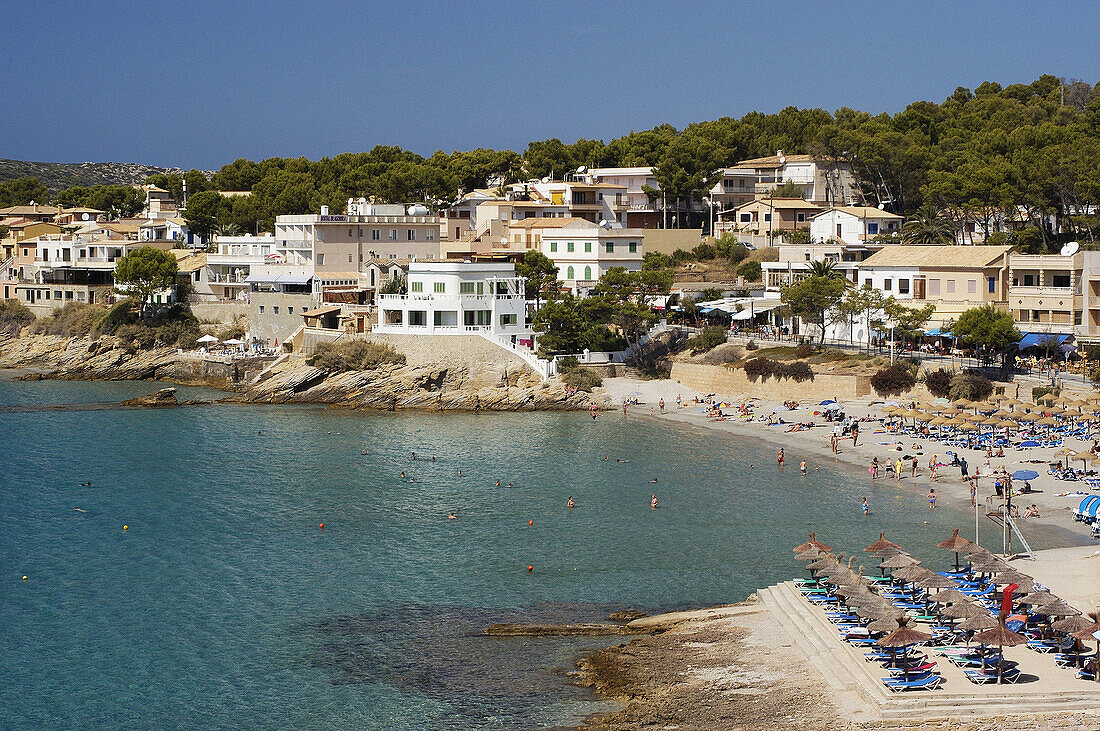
[5,0,1100,170]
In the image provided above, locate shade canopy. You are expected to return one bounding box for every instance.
[864,532,903,554]
[937,528,975,552]
[793,532,833,553]
[876,618,932,648]
[196,334,219,344]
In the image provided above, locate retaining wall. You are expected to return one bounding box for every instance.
[671,361,872,400]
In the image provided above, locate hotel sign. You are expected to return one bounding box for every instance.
[319,215,349,222]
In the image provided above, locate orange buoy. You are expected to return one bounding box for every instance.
[528,520,533,526]
[527,565,533,572]
[319,523,325,529]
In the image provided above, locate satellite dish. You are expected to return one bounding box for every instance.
[1061,241,1080,256]
[576,166,587,174]
[82,213,90,221]
[541,176,550,183]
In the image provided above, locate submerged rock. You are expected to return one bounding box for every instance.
[120,387,179,408]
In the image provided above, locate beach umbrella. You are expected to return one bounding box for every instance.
[931,588,973,605]
[793,532,832,553]
[996,573,1036,593]
[222,338,245,345]
[956,422,978,432]
[1020,591,1056,606]
[1011,470,1039,480]
[807,554,841,571]
[1070,451,1097,470]
[1037,393,1057,404]
[879,553,919,570]
[1036,417,1059,426]
[979,416,1001,426]
[1015,413,1040,422]
[864,532,902,554]
[990,394,1009,403]
[940,406,962,415]
[974,612,1028,684]
[795,547,827,561]
[867,617,901,633]
[1071,612,1100,679]
[1056,612,1099,668]
[196,334,219,344]
[914,571,959,590]
[960,613,999,631]
[937,528,976,571]
[876,617,933,670]
[1037,600,1079,617]
[944,600,987,619]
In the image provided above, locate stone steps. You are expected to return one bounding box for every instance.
[762,581,1100,721]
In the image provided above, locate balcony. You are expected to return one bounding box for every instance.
[1009,285,1078,297]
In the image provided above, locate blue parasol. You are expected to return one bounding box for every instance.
[1012,470,1039,480]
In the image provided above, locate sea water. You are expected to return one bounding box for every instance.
[0,377,1020,729]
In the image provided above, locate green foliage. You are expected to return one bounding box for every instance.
[780,274,846,344]
[714,233,749,264]
[685,326,727,353]
[114,246,178,313]
[741,356,813,382]
[305,340,405,371]
[870,364,917,396]
[779,361,814,382]
[696,287,723,303]
[743,357,774,380]
[765,181,804,198]
[948,371,994,401]
[53,185,143,218]
[532,294,649,356]
[111,304,202,351]
[785,228,812,245]
[0,177,50,207]
[514,250,559,305]
[36,303,107,337]
[642,251,674,270]
[924,367,955,398]
[379,273,406,295]
[0,299,36,335]
[736,260,762,281]
[884,299,936,339]
[952,304,1022,354]
[96,298,138,335]
[794,342,814,359]
[692,242,717,260]
[560,363,603,391]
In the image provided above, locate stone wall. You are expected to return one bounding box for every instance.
[190,301,248,325]
[671,361,872,401]
[364,333,533,384]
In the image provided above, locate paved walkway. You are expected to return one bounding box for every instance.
[758,581,1100,723]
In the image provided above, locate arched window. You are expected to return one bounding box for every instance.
[584,265,592,280]
[567,266,574,279]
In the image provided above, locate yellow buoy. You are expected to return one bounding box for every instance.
[123,525,128,530]
[22,575,28,581]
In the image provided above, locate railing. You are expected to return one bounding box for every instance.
[1009,286,1078,296]
[477,331,553,380]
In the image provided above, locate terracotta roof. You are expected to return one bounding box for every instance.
[859,245,1012,269]
[733,154,836,168]
[316,270,362,279]
[0,204,59,216]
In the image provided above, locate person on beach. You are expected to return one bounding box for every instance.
[622,401,628,417]
[969,481,977,507]
[568,496,574,509]
[651,494,659,509]
[928,488,937,509]
[959,456,969,481]
[676,394,681,408]
[895,457,903,482]
[799,459,807,474]
[659,398,665,413]
[871,457,880,479]
[777,448,784,467]
[862,498,869,516]
[851,422,859,446]
[911,457,918,478]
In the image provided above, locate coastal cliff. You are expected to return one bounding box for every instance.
[0,333,607,412]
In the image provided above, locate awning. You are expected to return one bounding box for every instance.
[244,272,314,285]
[924,328,952,337]
[1018,332,1071,348]
[302,305,342,318]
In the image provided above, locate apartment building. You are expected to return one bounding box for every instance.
[721,198,823,246]
[539,220,644,294]
[809,207,903,244]
[723,152,859,206]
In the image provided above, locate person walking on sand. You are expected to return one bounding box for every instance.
[777,448,784,468]
[928,488,937,509]
[659,398,665,413]
[911,457,918,478]
[851,422,859,447]
[895,457,903,482]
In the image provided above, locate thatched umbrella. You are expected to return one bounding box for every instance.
[807,553,841,572]
[974,612,1028,683]
[938,528,976,571]
[931,588,972,605]
[1037,393,1057,405]
[891,563,928,583]
[1015,412,1040,423]
[867,617,901,633]
[1020,590,1056,606]
[1037,600,1079,617]
[960,613,999,631]
[879,553,919,569]
[943,600,987,619]
[793,532,832,553]
[795,547,828,561]
[994,572,1036,593]
[864,532,903,554]
[876,617,933,670]
[1071,612,1100,679]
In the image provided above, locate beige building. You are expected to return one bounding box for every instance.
[720,198,823,247]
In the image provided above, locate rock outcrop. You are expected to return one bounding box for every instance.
[120,388,179,408]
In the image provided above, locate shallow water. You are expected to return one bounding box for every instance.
[0,378,1022,729]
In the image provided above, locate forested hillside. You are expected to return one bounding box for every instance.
[0,159,182,194]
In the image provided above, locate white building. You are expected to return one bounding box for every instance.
[723,152,860,206]
[809,207,903,245]
[374,262,530,341]
[191,235,277,301]
[539,220,644,294]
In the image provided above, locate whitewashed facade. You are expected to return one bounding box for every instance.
[539,221,644,294]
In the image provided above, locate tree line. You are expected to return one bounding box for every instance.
[2,75,1099,248]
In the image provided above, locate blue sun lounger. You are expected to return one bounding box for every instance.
[881,674,941,692]
[966,666,1021,684]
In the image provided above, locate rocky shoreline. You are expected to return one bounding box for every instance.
[0,333,609,412]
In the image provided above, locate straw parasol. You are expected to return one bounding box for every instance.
[864,532,903,554]
[956,422,979,432]
[1020,590,1056,606]
[879,553,919,570]
[807,554,841,571]
[1016,413,1040,423]
[931,588,973,605]
[943,600,988,619]
[1035,417,1060,427]
[795,547,828,561]
[876,616,932,648]
[867,617,901,633]
[1065,611,1100,670]
[793,532,832,553]
[891,563,929,583]
[974,612,1028,684]
[1037,600,1080,617]
[1037,393,1057,404]
[960,613,999,631]
[1053,614,1096,634]
[996,573,1036,593]
[990,394,1009,403]
[1053,447,1077,457]
[914,571,960,590]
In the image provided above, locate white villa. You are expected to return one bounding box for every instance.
[374,261,531,342]
[539,220,644,294]
[809,207,903,244]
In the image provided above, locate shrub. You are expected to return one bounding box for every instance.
[736,260,762,281]
[744,339,757,351]
[692,242,717,260]
[870,364,916,396]
[685,326,727,353]
[561,364,603,391]
[726,243,749,265]
[794,341,814,359]
[37,303,107,337]
[96,298,138,335]
[671,248,694,262]
[949,371,994,401]
[924,367,955,398]
[0,299,35,335]
[743,357,775,381]
[777,361,814,382]
[306,339,405,371]
[1032,385,1057,403]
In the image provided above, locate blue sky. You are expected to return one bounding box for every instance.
[4,1,1100,170]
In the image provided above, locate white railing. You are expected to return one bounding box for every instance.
[476,331,553,380]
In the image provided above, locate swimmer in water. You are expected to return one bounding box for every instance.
[411,452,417,460]
[431,456,436,462]
[507,482,514,488]
[617,458,629,463]
[400,471,406,478]
[777,448,784,467]
[79,481,92,486]
[458,470,462,477]
[448,513,456,520]
[74,507,86,512]
[567,496,574,509]
[799,459,807,474]
[651,494,659,509]
[362,450,368,455]
[862,498,869,516]
[649,478,658,483]
[496,480,501,487]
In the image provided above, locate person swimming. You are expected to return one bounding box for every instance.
[567,496,575,509]
[777,448,784,467]
[651,494,658,509]
[799,459,807,474]
[400,471,406,478]
[862,498,869,516]
[431,456,437,462]
[616,458,629,463]
[648,478,658,483]
[496,480,501,487]
[506,483,514,488]
[448,513,456,520]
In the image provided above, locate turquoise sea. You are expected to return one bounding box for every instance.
[0,375,1018,729]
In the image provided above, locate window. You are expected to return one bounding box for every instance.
[409,310,426,326]
[584,242,592,253]
[407,229,416,241]
[500,313,518,326]
[348,228,353,237]
[410,281,423,292]
[389,229,398,240]
[628,242,638,253]
[1031,310,1041,322]
[550,242,558,252]
[796,212,806,223]
[317,253,324,266]
[763,213,771,222]
[967,279,977,294]
[805,253,812,261]
[898,278,909,294]
[434,282,445,293]
[929,279,940,296]
[988,277,995,293]
[946,280,955,294]
[460,282,475,294]
[287,307,294,315]
[1075,311,1083,325]
[567,266,575,279]
[348,254,353,263]
[426,229,435,241]
[273,306,279,314]
[837,224,843,237]
[259,306,265,314]
[372,229,380,240]
[739,213,751,223]
[1052,274,1072,288]
[867,223,879,235]
[567,242,575,253]
[883,279,892,291]
[605,242,614,253]
[1022,274,1036,286]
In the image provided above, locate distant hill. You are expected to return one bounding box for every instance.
[0,158,185,194]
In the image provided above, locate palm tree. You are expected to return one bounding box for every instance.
[215,223,241,237]
[903,205,955,246]
[808,258,841,278]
